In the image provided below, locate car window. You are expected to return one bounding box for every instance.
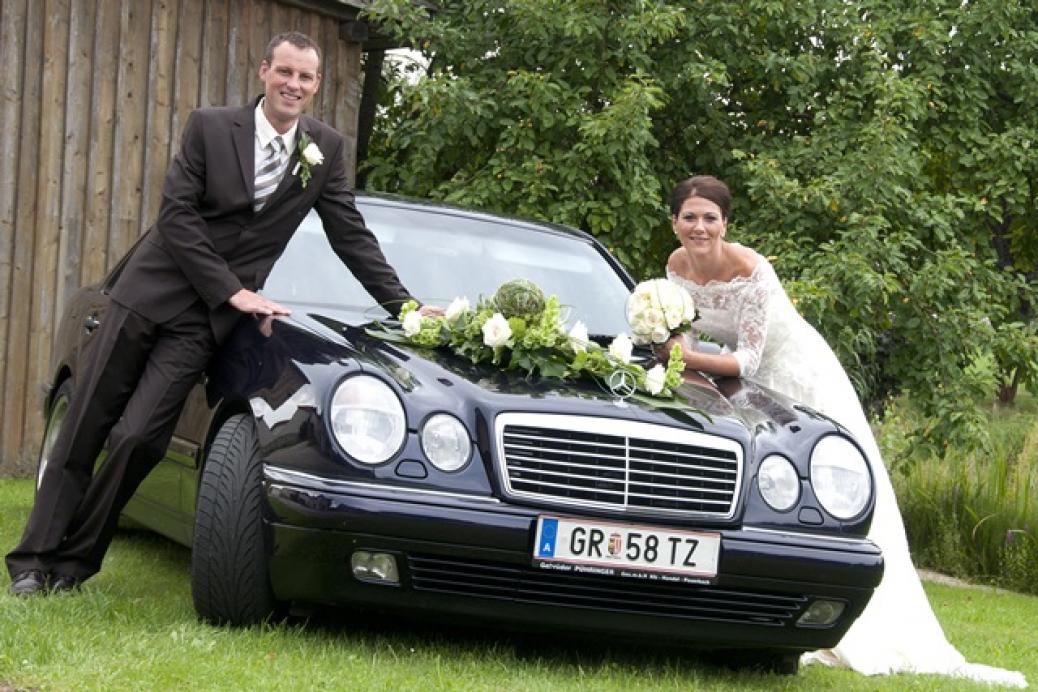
[263,203,634,336]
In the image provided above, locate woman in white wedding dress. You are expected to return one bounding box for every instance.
[661,175,1026,687]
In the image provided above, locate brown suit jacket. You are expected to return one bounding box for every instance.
[110,97,413,341]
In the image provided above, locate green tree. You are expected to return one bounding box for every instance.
[363,0,1038,456]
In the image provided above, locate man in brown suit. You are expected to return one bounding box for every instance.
[6,32,435,595]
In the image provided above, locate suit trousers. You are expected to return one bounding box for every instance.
[5,300,216,581]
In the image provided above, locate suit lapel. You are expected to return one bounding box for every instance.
[231,101,258,197]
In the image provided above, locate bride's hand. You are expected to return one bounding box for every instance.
[657,335,687,361]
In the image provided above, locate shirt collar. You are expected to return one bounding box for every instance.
[255,98,298,154]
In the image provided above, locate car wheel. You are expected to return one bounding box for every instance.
[710,649,801,676]
[751,650,801,676]
[36,380,72,493]
[191,413,279,625]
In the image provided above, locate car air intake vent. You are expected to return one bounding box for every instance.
[496,413,743,519]
[408,555,805,626]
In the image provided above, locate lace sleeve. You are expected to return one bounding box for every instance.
[730,264,774,377]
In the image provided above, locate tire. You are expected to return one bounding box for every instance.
[711,649,801,676]
[764,651,801,676]
[746,650,801,676]
[36,380,73,494]
[191,414,279,625]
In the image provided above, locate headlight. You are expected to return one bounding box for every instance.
[329,375,406,465]
[810,435,871,519]
[420,413,471,472]
[757,455,800,511]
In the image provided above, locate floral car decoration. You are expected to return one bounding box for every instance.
[379,278,688,398]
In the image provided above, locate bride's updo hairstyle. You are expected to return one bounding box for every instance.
[669,175,732,220]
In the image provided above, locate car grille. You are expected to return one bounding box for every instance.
[408,554,806,626]
[496,413,743,519]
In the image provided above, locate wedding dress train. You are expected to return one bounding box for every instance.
[668,254,1027,687]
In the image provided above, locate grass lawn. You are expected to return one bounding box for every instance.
[1,478,1034,691]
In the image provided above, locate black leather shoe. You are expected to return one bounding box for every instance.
[49,574,82,593]
[9,570,49,596]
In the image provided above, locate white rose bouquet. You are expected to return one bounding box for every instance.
[626,278,696,346]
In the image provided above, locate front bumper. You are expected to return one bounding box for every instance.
[263,466,883,651]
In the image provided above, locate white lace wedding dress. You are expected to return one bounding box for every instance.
[668,251,1027,687]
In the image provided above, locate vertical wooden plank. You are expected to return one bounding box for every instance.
[80,0,120,286]
[107,0,151,266]
[1,0,41,461]
[247,0,270,93]
[23,0,72,449]
[0,0,28,427]
[305,12,324,119]
[224,0,249,106]
[314,15,335,123]
[141,0,179,229]
[56,0,97,330]
[269,1,292,36]
[170,0,202,165]
[199,0,228,108]
[335,39,363,186]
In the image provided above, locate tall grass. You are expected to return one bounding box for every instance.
[878,389,1038,594]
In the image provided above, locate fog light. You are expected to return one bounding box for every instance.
[351,551,400,585]
[796,599,846,627]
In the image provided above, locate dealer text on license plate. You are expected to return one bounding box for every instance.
[533,515,720,581]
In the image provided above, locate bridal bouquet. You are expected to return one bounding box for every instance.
[626,278,696,345]
[375,279,687,399]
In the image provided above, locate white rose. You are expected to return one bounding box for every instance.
[644,364,667,395]
[568,321,589,353]
[651,325,670,343]
[482,312,512,347]
[609,332,633,363]
[402,310,423,337]
[445,296,470,322]
[302,142,324,166]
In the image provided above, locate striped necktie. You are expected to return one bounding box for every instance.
[254,135,287,212]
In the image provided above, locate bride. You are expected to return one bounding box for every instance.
[661,175,1026,686]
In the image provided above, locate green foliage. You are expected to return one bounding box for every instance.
[881,389,1038,594]
[363,0,1038,453]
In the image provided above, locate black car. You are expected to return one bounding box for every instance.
[39,194,882,672]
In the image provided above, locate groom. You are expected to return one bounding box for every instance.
[6,31,436,595]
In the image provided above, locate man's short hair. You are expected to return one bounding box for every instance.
[264,32,321,69]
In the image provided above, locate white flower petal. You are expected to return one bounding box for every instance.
[609,333,633,363]
[482,313,512,347]
[445,296,470,322]
[402,311,424,337]
[568,321,589,353]
[302,142,324,165]
[644,364,667,395]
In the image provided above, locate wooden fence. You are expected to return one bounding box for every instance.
[0,0,369,468]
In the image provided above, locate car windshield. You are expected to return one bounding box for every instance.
[263,201,634,336]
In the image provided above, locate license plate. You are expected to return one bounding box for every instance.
[533,515,721,583]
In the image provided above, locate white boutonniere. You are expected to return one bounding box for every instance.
[292,131,323,188]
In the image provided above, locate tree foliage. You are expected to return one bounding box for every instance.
[362,0,1038,457]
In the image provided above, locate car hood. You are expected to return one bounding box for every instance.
[269,306,843,448]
